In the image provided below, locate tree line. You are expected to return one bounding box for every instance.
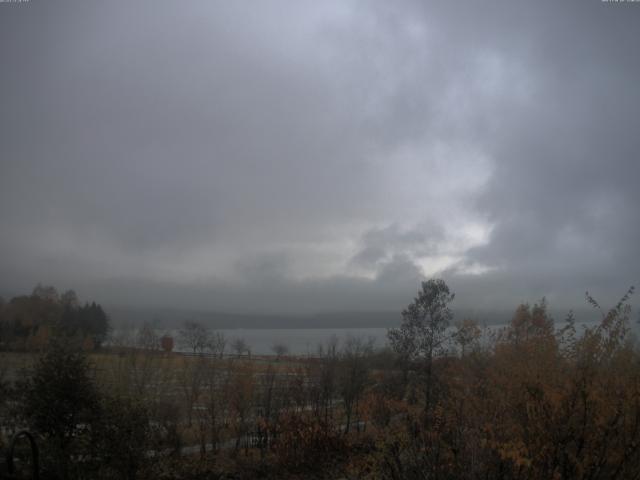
[0,284,110,351]
[1,279,639,479]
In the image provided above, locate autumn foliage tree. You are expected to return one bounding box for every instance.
[370,284,640,480]
[0,285,109,351]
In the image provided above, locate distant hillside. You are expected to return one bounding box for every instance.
[106,305,601,330]
[107,306,400,330]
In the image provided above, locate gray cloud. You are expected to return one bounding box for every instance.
[350,223,441,271]
[1,0,638,315]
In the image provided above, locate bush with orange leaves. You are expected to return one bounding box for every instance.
[268,411,346,473]
[366,287,640,480]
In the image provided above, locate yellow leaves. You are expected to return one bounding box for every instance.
[361,391,395,429]
[25,324,51,351]
[270,411,346,472]
[496,439,532,468]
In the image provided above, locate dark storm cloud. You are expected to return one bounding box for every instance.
[435,1,640,308]
[0,0,638,314]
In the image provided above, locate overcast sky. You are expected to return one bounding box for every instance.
[1,0,638,315]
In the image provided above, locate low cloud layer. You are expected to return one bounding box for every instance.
[1,1,638,314]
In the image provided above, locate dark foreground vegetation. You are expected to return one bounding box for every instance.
[1,281,639,479]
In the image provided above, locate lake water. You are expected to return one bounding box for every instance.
[173,320,604,356]
[213,328,389,355]
[111,327,391,355]
[114,318,611,356]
